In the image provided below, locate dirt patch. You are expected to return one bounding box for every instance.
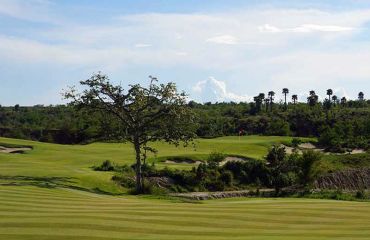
[0,146,32,154]
[314,168,370,190]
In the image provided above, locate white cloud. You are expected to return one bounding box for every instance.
[292,24,353,32]
[259,23,353,33]
[0,0,55,23]
[258,24,282,33]
[134,43,152,48]
[1,7,370,101]
[175,51,188,56]
[206,35,239,45]
[192,77,252,102]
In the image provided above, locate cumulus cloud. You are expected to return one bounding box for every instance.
[192,77,252,102]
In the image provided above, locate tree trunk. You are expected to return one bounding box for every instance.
[134,137,143,194]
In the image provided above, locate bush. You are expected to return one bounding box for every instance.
[291,138,302,148]
[94,160,115,171]
[207,152,225,166]
[112,174,136,188]
[355,190,367,199]
[220,170,233,186]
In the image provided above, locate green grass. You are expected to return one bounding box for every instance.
[0,135,307,194]
[0,186,369,240]
[1,136,370,239]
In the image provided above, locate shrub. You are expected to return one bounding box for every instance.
[291,138,302,148]
[94,160,115,171]
[112,174,136,188]
[355,190,367,199]
[207,152,225,167]
[299,150,322,186]
[220,170,233,186]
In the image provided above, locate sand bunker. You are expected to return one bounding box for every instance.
[219,156,247,166]
[164,160,202,165]
[0,146,32,154]
[281,143,365,155]
[164,156,248,166]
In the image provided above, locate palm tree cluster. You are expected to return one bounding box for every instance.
[253,88,365,112]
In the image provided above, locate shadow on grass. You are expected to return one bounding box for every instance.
[0,175,124,196]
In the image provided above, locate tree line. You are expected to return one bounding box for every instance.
[0,89,368,150]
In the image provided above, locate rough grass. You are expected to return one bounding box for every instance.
[0,186,369,240]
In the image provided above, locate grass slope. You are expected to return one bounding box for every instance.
[0,186,369,240]
[0,136,304,194]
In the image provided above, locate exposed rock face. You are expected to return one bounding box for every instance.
[314,168,370,190]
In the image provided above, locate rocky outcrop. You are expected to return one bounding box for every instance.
[314,168,370,190]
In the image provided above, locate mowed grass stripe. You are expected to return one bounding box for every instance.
[2,226,370,240]
[1,186,370,239]
[1,216,370,232]
[0,211,369,232]
[1,202,370,222]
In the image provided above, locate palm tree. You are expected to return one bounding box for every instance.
[340,97,347,107]
[254,95,263,112]
[358,92,364,101]
[259,93,265,99]
[258,93,265,112]
[264,98,270,112]
[307,91,318,107]
[327,89,333,102]
[268,91,275,111]
[292,94,298,104]
[332,95,338,105]
[282,88,289,108]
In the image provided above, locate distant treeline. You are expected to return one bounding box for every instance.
[0,93,369,150]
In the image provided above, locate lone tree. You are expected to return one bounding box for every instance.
[64,73,197,193]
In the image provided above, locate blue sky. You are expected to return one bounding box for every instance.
[0,0,369,105]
